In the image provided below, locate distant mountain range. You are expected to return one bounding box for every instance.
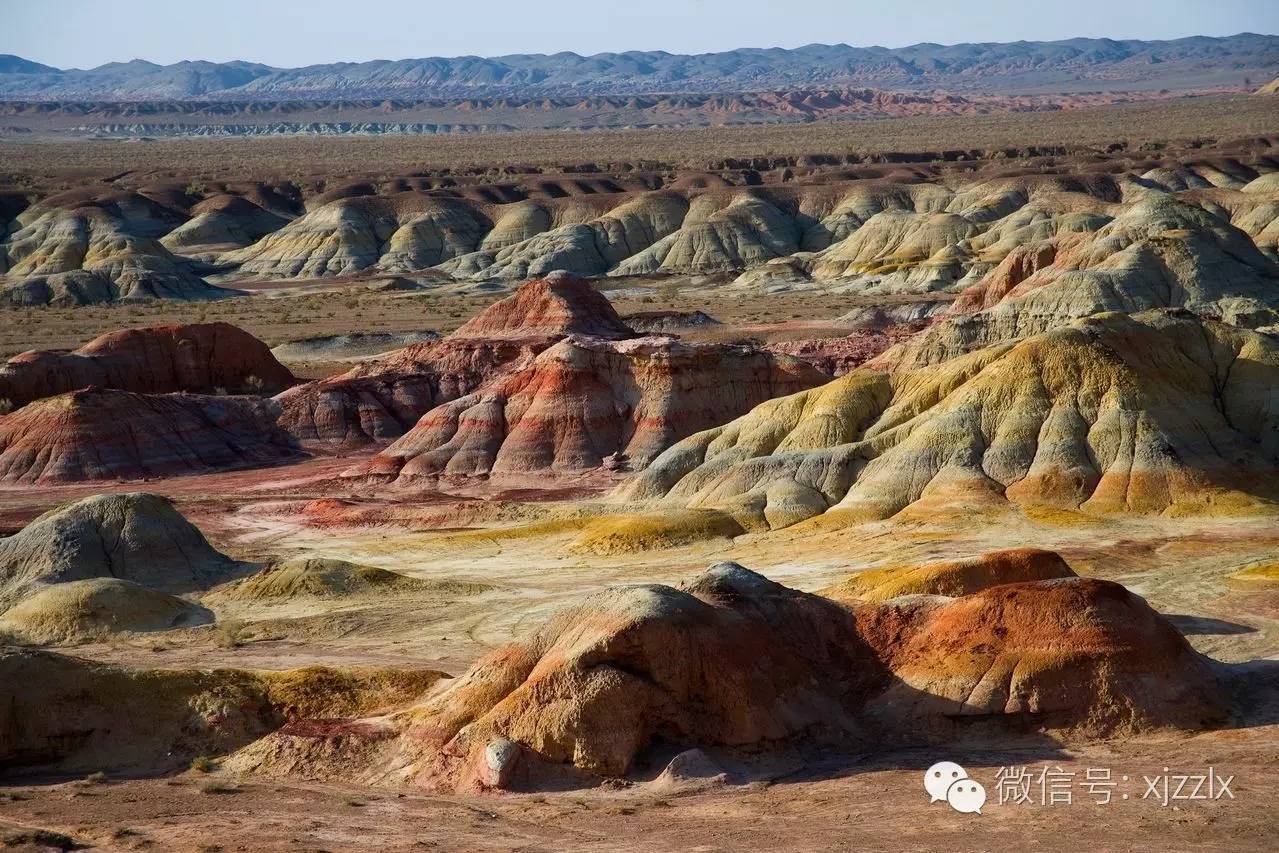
[1,35,1276,100]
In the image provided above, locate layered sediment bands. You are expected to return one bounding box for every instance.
[0,388,302,484]
[450,271,634,339]
[222,194,492,278]
[273,336,548,447]
[621,311,1279,526]
[884,193,1279,369]
[230,564,1222,788]
[0,322,294,408]
[275,274,633,448]
[0,492,250,609]
[0,203,238,305]
[159,194,288,255]
[349,335,828,481]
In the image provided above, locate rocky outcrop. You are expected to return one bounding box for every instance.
[885,195,1279,369]
[350,335,828,481]
[229,563,1222,789]
[621,310,721,333]
[0,388,302,484]
[274,274,634,448]
[0,322,294,409]
[622,311,1279,526]
[0,492,250,610]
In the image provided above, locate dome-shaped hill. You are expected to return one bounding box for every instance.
[820,548,1077,603]
[621,310,1279,526]
[1,205,240,306]
[274,274,634,449]
[0,388,302,484]
[450,271,634,340]
[0,493,250,611]
[212,556,491,602]
[348,334,827,481]
[0,578,212,644]
[228,563,1223,790]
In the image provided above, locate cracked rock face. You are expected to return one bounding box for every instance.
[622,310,1279,525]
[0,322,294,408]
[0,387,303,485]
[0,492,250,610]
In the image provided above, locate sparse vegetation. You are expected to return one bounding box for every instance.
[0,829,84,850]
[190,755,217,773]
[196,779,241,795]
[215,618,247,648]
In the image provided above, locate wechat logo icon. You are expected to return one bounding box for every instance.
[924,761,987,814]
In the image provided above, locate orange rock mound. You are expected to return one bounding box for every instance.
[230,563,1223,790]
[0,322,294,408]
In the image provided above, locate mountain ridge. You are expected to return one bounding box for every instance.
[2,34,1276,100]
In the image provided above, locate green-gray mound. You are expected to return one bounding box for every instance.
[0,578,212,645]
[216,556,491,602]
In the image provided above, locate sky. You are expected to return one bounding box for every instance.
[2,0,1277,69]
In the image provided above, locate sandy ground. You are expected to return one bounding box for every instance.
[2,727,1276,851]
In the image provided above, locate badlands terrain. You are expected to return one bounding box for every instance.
[0,89,1278,851]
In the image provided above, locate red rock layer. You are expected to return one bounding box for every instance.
[0,387,302,484]
[274,336,551,448]
[274,274,634,448]
[0,322,294,408]
[450,272,634,340]
[766,323,927,377]
[951,241,1061,313]
[350,335,829,481]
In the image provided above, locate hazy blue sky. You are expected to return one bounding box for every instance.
[4,0,1277,69]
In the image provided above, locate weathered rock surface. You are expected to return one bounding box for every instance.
[274,274,633,448]
[1,204,238,305]
[223,194,491,278]
[450,271,634,340]
[0,492,249,610]
[0,322,294,408]
[229,563,1222,789]
[622,310,1279,526]
[350,334,828,481]
[621,310,722,333]
[159,194,288,255]
[0,388,302,484]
